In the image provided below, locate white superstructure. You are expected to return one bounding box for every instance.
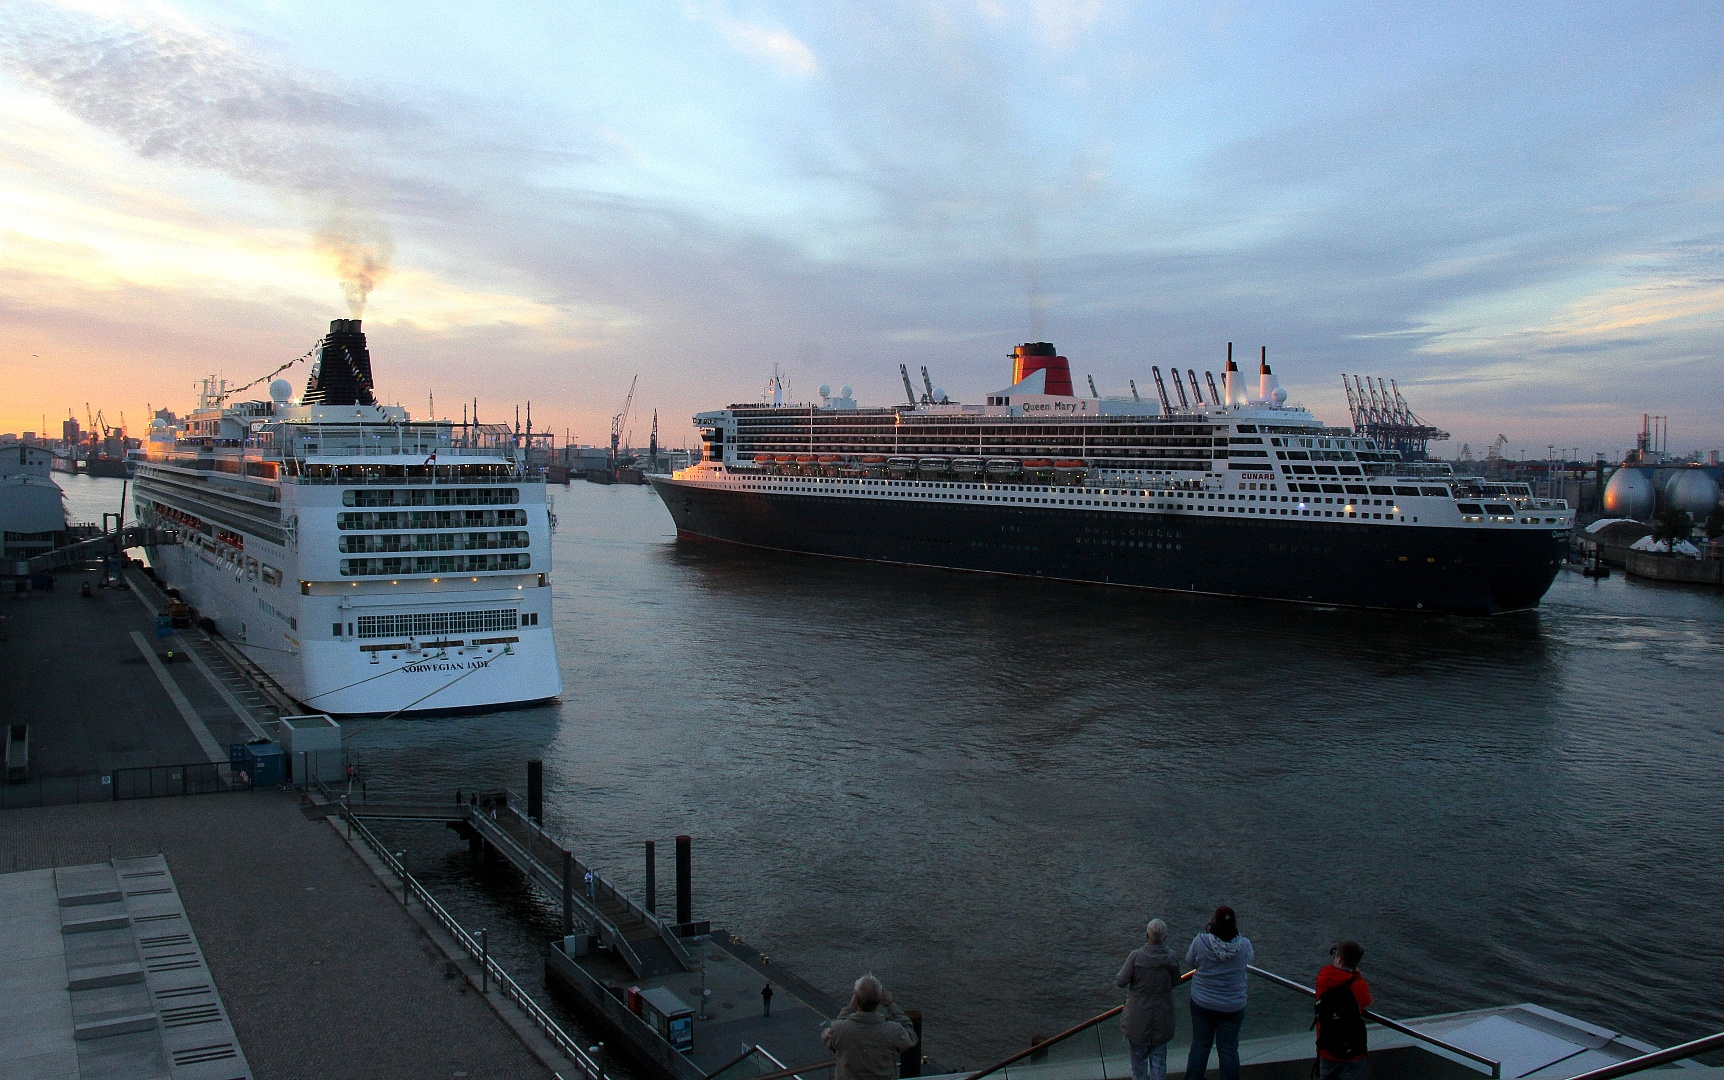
[134,320,562,715]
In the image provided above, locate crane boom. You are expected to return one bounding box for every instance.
[610,374,638,472]
[1150,367,1173,414]
[899,364,917,406]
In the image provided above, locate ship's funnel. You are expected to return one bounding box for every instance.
[1012,342,1074,397]
[1223,342,1241,405]
[1258,346,1278,403]
[303,318,378,407]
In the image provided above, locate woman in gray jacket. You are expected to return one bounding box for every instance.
[1117,919,1181,1080]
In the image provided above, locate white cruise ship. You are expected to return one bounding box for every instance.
[135,319,562,715]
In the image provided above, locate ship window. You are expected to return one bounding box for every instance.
[1393,486,1421,496]
[333,622,342,637]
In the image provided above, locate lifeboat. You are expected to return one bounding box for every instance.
[917,457,950,475]
[985,458,1021,476]
[1022,459,1055,469]
[951,457,983,476]
[1054,459,1088,483]
[887,456,916,476]
[818,454,843,464]
[775,454,796,464]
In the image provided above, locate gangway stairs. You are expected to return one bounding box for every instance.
[340,790,696,980]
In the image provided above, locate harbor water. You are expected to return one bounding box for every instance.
[62,473,1724,1065]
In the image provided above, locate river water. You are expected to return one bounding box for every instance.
[62,473,1724,1066]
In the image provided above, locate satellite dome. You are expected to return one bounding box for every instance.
[818,384,832,399]
[149,418,168,432]
[1272,386,1288,404]
[932,388,948,403]
[1603,467,1655,520]
[839,385,852,399]
[269,379,293,403]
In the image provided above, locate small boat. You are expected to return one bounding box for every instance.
[818,454,843,464]
[1053,459,1087,480]
[985,458,1021,476]
[951,457,983,477]
[917,457,950,474]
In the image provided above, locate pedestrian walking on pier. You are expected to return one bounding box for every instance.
[821,975,918,1080]
[761,981,774,1018]
[1314,941,1372,1080]
[1184,905,1254,1080]
[1117,918,1180,1080]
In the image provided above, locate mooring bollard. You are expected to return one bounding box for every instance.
[480,928,489,993]
[562,850,574,937]
[675,834,692,927]
[527,758,543,824]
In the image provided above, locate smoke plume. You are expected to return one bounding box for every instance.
[1,2,404,316]
[315,214,394,316]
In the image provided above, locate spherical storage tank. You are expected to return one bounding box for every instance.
[1603,468,1655,520]
[1662,469,1721,518]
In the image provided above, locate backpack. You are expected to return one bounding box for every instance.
[1313,974,1366,1059]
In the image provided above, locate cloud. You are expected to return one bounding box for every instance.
[713,15,818,76]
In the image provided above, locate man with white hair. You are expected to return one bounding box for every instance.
[820,974,919,1080]
[1117,919,1181,1080]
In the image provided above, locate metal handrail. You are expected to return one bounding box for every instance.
[339,805,603,1080]
[964,971,1197,1080]
[724,1060,835,1080]
[962,1004,1123,1080]
[1560,1030,1724,1080]
[1246,966,1500,1079]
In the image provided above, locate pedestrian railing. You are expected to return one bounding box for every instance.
[963,971,1195,1080]
[1560,1030,1724,1080]
[1244,966,1500,1077]
[337,799,607,1080]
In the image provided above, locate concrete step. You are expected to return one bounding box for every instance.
[74,1012,161,1041]
[55,864,122,907]
[67,961,147,990]
[62,910,133,935]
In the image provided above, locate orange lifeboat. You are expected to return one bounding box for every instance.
[795,454,817,464]
[818,454,842,464]
[1022,459,1055,470]
[1053,460,1087,470]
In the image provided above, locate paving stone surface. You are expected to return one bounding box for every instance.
[0,792,552,1080]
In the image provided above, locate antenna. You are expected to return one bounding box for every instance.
[899,364,918,406]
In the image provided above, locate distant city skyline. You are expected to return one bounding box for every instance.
[2,1,1722,458]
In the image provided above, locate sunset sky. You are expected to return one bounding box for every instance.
[3,1,1722,460]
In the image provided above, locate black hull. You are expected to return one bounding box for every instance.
[649,477,1567,615]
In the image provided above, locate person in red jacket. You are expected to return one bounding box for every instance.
[1314,941,1372,1080]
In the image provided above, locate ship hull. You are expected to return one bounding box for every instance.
[649,476,1566,615]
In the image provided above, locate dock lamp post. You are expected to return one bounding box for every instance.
[395,852,407,906]
[698,964,709,1019]
[480,928,489,993]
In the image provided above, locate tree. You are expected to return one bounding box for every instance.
[1651,506,1693,545]
[1708,504,1724,539]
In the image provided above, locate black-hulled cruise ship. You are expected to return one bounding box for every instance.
[648,344,1572,614]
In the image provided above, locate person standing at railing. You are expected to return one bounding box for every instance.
[1313,941,1372,1080]
[1117,918,1180,1080]
[1184,906,1254,1080]
[821,975,918,1080]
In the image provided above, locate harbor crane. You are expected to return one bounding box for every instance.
[610,374,638,474]
[899,364,917,406]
